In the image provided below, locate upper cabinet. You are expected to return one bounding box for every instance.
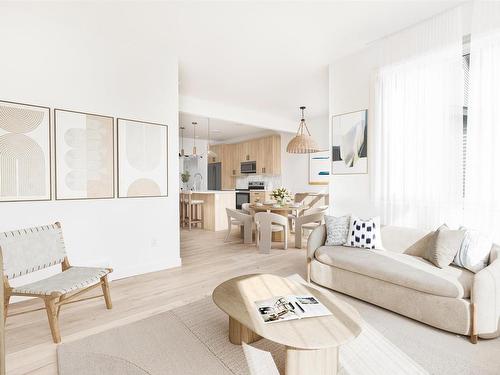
[211,135,281,189]
[208,144,222,164]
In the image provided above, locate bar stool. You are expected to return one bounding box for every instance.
[181,192,204,230]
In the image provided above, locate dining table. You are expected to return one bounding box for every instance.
[249,202,309,241]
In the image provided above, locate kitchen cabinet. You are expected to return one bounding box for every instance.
[221,144,236,189]
[208,144,222,163]
[209,135,281,190]
[250,191,271,204]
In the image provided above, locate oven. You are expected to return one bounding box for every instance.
[235,191,250,209]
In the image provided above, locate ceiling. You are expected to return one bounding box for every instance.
[179,112,277,142]
[176,1,461,122]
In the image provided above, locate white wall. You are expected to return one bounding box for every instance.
[329,45,379,217]
[179,137,208,191]
[281,114,330,195]
[0,2,180,294]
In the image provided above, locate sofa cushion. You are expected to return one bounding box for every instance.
[315,246,473,298]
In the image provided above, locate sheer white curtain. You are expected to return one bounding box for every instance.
[371,8,464,230]
[464,2,500,241]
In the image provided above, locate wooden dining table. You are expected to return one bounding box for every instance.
[249,203,309,241]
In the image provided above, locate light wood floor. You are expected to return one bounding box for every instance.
[5,228,306,375]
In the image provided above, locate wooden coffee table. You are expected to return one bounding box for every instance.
[212,274,363,375]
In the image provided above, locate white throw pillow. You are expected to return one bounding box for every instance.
[324,215,350,246]
[346,216,383,250]
[453,227,492,273]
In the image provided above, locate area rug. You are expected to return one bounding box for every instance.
[58,294,427,374]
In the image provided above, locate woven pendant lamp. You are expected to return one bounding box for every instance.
[286,106,320,154]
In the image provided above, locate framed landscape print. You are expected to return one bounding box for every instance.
[54,109,114,200]
[308,150,330,185]
[331,109,368,175]
[0,100,51,201]
[117,118,168,198]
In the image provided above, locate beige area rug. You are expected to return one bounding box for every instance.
[58,296,427,375]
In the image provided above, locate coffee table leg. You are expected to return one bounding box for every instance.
[285,346,338,375]
[228,317,261,345]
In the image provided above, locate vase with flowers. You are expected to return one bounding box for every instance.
[271,187,292,207]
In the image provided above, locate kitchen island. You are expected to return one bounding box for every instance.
[190,191,235,231]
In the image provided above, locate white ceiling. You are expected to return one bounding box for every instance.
[179,112,277,142]
[176,1,461,122]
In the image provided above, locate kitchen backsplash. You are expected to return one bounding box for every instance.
[235,174,282,190]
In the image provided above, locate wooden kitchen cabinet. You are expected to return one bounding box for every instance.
[208,144,222,163]
[221,144,236,189]
[214,135,281,186]
[250,191,271,204]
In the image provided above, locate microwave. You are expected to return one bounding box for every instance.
[240,161,257,174]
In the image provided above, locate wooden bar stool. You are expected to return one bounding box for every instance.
[181,192,204,230]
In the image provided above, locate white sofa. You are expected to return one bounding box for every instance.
[307,224,500,343]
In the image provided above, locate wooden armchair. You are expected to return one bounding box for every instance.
[1,222,112,343]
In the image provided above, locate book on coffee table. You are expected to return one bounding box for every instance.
[254,295,332,323]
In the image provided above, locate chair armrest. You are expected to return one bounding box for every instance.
[296,212,325,227]
[307,224,326,261]
[473,255,500,338]
[227,209,253,223]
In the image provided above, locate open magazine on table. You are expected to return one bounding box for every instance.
[254,295,331,323]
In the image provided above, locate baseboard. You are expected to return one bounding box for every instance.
[109,258,183,281]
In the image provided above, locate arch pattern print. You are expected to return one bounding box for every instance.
[54,109,114,200]
[0,101,50,201]
[117,118,168,198]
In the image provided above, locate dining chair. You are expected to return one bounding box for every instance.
[242,343,279,375]
[294,206,328,249]
[254,212,288,253]
[241,202,253,215]
[225,208,253,244]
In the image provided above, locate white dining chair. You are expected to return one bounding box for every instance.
[294,206,328,249]
[225,208,254,244]
[254,212,288,253]
[241,202,253,215]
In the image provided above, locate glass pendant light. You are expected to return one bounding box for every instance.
[179,126,185,157]
[192,121,197,156]
[286,106,320,154]
[207,118,217,158]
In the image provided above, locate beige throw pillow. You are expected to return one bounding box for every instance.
[425,224,465,268]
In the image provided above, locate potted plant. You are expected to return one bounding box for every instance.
[271,187,292,207]
[181,170,190,190]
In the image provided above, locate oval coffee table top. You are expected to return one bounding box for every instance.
[212,273,363,350]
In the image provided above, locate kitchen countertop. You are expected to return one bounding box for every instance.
[189,190,235,194]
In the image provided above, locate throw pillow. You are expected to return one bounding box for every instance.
[324,215,350,246]
[404,231,435,257]
[453,227,492,273]
[425,224,465,268]
[346,216,383,250]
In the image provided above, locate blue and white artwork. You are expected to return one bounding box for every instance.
[331,110,367,175]
[309,150,330,185]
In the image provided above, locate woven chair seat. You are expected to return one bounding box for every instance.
[12,266,110,296]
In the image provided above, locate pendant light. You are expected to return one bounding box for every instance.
[192,121,197,156]
[179,126,185,157]
[207,118,217,158]
[286,106,320,154]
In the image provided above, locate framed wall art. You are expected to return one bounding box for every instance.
[117,118,168,198]
[0,100,51,201]
[331,109,368,175]
[308,150,330,185]
[54,109,114,200]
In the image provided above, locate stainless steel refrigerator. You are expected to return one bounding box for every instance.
[207,162,221,190]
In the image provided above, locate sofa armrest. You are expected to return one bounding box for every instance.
[307,224,326,261]
[306,225,326,282]
[472,255,500,338]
